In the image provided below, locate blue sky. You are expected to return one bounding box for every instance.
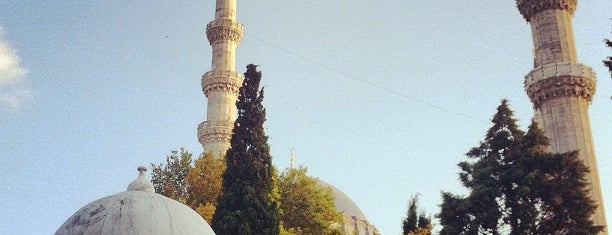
[1,1,610,234]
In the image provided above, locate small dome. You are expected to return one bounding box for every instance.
[55,167,215,235]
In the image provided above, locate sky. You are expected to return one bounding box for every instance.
[0,1,610,234]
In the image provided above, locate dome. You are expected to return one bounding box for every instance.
[316,179,367,221]
[316,179,379,235]
[55,167,215,235]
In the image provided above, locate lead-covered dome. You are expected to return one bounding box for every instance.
[316,179,367,220]
[316,179,379,235]
[55,167,215,235]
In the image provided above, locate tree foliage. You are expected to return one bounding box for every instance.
[403,196,418,234]
[438,100,603,234]
[150,148,192,203]
[402,195,432,235]
[151,149,225,222]
[212,64,281,235]
[409,225,433,235]
[278,166,344,235]
[187,152,225,222]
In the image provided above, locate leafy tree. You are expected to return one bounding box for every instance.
[212,64,281,235]
[187,152,225,222]
[402,195,432,235]
[151,149,225,222]
[150,148,193,203]
[278,166,344,235]
[438,100,603,234]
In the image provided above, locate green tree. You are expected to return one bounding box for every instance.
[438,192,472,235]
[402,195,418,234]
[150,148,193,203]
[413,214,432,235]
[449,100,523,234]
[534,150,602,234]
[187,152,225,222]
[212,64,281,235]
[402,195,432,235]
[278,166,344,235]
[503,122,602,234]
[438,100,603,234]
[151,149,226,222]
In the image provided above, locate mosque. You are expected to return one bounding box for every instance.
[197,0,380,234]
[54,166,378,235]
[56,0,606,234]
[56,0,381,232]
[197,0,607,233]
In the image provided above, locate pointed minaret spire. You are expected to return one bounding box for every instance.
[290,148,296,170]
[198,0,244,157]
[517,0,607,233]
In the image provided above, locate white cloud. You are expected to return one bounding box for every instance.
[0,87,31,112]
[0,26,30,112]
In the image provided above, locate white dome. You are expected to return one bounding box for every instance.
[55,167,215,235]
[316,179,367,221]
[316,179,379,235]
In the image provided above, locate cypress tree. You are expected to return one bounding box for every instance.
[212,64,280,235]
[402,196,418,234]
[402,195,432,235]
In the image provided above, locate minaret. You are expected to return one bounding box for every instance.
[290,148,296,169]
[198,0,244,156]
[516,0,607,232]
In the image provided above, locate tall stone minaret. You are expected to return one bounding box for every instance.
[516,0,607,232]
[198,0,243,156]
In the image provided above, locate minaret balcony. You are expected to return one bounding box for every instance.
[197,120,234,145]
[516,0,577,21]
[524,62,596,106]
[202,70,243,96]
[206,19,244,44]
[525,62,595,87]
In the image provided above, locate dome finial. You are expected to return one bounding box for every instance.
[127,166,155,192]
